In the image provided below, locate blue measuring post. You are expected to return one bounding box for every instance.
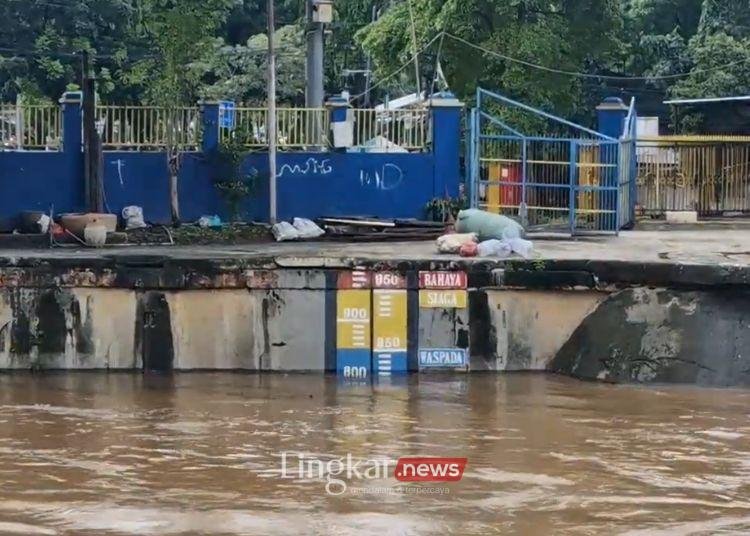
[372,273,409,377]
[336,272,373,381]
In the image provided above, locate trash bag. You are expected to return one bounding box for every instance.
[507,237,534,259]
[454,209,524,241]
[459,242,479,257]
[476,237,535,258]
[477,239,512,258]
[197,215,222,228]
[272,221,300,242]
[436,233,478,254]
[293,217,325,238]
[122,206,147,230]
[36,214,51,234]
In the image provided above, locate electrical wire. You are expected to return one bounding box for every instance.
[443,33,750,81]
[347,32,442,103]
[0,43,302,63]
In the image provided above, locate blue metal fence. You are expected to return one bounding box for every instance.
[469,88,635,235]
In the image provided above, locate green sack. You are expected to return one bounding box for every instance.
[454,209,524,241]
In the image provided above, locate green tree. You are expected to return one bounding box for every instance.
[357,0,622,128]
[136,0,234,224]
[0,0,145,102]
[193,25,306,105]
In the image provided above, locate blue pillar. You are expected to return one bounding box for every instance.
[596,97,629,231]
[429,92,463,199]
[326,95,350,152]
[597,97,629,140]
[200,101,221,154]
[60,91,83,155]
[59,91,85,213]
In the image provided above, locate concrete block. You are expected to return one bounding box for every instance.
[665,211,698,224]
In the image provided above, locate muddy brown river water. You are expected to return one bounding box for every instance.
[0,373,749,535]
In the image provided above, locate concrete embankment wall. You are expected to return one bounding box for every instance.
[1,257,749,387]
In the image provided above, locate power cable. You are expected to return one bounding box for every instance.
[444,33,750,81]
[348,32,442,103]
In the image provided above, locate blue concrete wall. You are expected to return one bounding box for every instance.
[0,98,463,226]
[100,151,437,223]
[0,152,84,229]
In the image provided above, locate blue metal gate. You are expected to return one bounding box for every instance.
[468,88,636,235]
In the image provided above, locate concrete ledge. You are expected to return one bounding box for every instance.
[0,252,749,290]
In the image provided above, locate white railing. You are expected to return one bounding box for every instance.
[0,103,432,153]
[0,103,62,150]
[224,106,430,152]
[351,108,429,152]
[96,105,202,150]
[225,107,330,149]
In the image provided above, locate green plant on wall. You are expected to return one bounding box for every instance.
[213,130,256,221]
[425,195,468,223]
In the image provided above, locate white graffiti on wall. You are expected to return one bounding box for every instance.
[274,156,406,192]
[359,163,404,191]
[111,159,126,186]
[277,158,333,178]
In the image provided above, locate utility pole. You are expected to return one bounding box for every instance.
[305,0,326,108]
[82,51,103,213]
[363,4,377,107]
[267,0,278,223]
[406,0,421,95]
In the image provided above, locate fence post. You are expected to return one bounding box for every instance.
[597,97,629,230]
[326,95,350,151]
[200,101,221,154]
[59,91,83,155]
[428,92,463,199]
[57,91,84,212]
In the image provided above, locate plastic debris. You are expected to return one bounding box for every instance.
[508,237,534,259]
[36,214,51,234]
[436,232,478,254]
[477,239,512,258]
[272,221,300,242]
[454,209,524,241]
[292,217,325,239]
[476,237,535,258]
[83,224,108,246]
[459,242,479,257]
[122,206,147,230]
[197,215,222,228]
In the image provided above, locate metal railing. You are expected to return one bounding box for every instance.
[225,107,430,152]
[0,103,432,153]
[351,108,429,152]
[0,103,62,150]
[637,136,750,215]
[226,107,330,149]
[96,105,202,150]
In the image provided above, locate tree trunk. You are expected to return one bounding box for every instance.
[168,149,181,226]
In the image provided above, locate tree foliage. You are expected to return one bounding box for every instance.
[2,0,750,132]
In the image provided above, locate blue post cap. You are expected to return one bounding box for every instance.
[59,91,83,104]
[597,97,628,111]
[325,95,350,109]
[428,91,463,108]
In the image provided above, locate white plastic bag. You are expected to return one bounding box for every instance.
[122,206,146,230]
[436,233,478,254]
[84,224,108,246]
[36,214,51,234]
[508,237,534,259]
[477,239,512,258]
[292,217,325,239]
[272,221,300,242]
